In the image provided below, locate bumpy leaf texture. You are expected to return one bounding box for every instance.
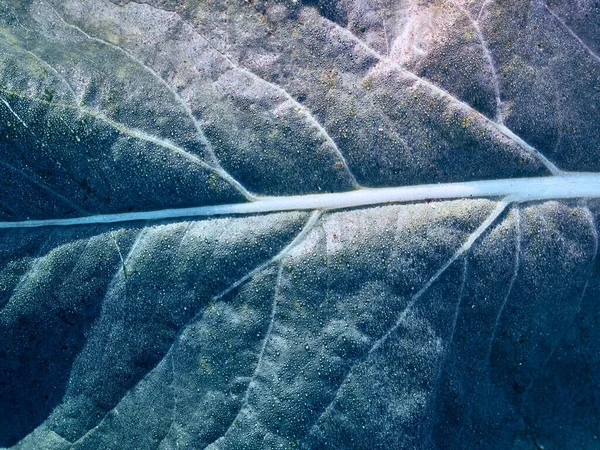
[0,0,599,448]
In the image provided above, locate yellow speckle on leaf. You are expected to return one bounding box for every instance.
[199,358,213,374]
[294,299,306,316]
[361,78,374,90]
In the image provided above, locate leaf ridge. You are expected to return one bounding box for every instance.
[368,198,511,356]
[47,5,257,199]
[517,204,599,409]
[215,210,322,301]
[423,257,470,447]
[0,231,56,313]
[67,212,320,447]
[156,353,177,450]
[0,160,86,215]
[4,174,600,228]
[132,2,361,189]
[308,199,510,436]
[459,5,504,124]
[0,95,29,129]
[319,14,563,175]
[202,212,322,448]
[0,33,78,99]
[204,265,285,450]
[0,88,256,202]
[64,226,149,445]
[485,206,521,367]
[544,3,600,64]
[477,0,494,22]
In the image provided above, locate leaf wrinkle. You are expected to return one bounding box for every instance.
[318,12,562,175]
[47,4,256,201]
[307,199,510,437]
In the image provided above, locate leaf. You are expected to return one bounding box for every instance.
[0,0,599,449]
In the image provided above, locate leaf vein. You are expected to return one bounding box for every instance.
[47,6,256,200]
[544,3,600,64]
[485,205,521,367]
[307,198,511,436]
[319,14,562,175]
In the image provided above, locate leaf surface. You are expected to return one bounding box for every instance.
[1,0,599,448]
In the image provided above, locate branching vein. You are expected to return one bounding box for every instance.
[205,265,285,449]
[47,6,223,162]
[0,95,29,129]
[423,257,469,445]
[215,210,322,300]
[68,211,321,446]
[47,5,260,200]
[0,160,85,214]
[149,6,360,189]
[486,206,520,366]
[308,199,510,434]
[0,32,78,99]
[459,6,504,124]
[68,226,149,445]
[0,88,255,201]
[544,3,600,64]
[0,231,54,312]
[321,14,562,175]
[3,173,600,228]
[477,0,494,22]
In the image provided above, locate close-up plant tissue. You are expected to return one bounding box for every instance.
[0,0,599,448]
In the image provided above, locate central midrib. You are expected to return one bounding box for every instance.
[2,173,600,229]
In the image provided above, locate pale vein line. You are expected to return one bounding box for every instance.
[156,352,177,449]
[477,0,494,22]
[0,172,600,229]
[204,212,321,448]
[0,35,109,211]
[111,232,127,277]
[539,204,598,368]
[379,10,390,57]
[423,257,469,446]
[56,235,94,291]
[308,199,510,434]
[485,206,520,366]
[447,258,469,361]
[48,5,257,197]
[175,16,361,189]
[0,89,255,201]
[0,95,28,128]
[206,265,285,450]
[48,6,216,155]
[120,227,148,269]
[0,160,85,214]
[0,231,54,313]
[544,3,600,64]
[0,32,77,99]
[4,173,600,228]
[120,0,359,188]
[175,221,194,254]
[215,210,322,300]
[459,6,504,124]
[66,226,150,446]
[323,16,562,175]
[368,199,510,356]
[69,212,320,446]
[1,33,254,201]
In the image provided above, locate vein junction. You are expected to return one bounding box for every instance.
[2,173,600,228]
